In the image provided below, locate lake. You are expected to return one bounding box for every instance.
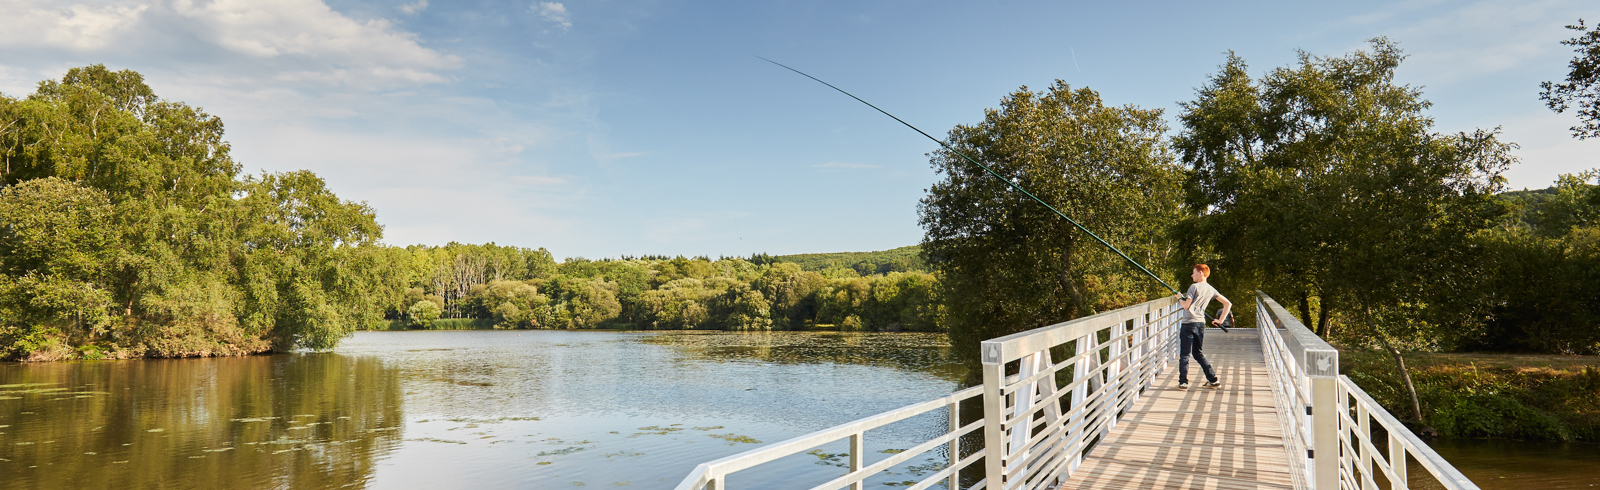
[1,330,1594,488]
[0,330,966,488]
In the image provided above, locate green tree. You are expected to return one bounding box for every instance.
[1540,19,1600,139]
[919,81,1181,362]
[406,300,442,328]
[0,66,396,358]
[1474,171,1600,354]
[0,178,119,359]
[711,282,771,331]
[640,278,712,329]
[1176,39,1515,422]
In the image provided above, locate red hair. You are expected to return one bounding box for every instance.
[1193,264,1210,277]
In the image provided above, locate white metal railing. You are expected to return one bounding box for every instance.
[976,296,1181,490]
[674,385,985,490]
[675,296,1183,490]
[1255,292,1479,490]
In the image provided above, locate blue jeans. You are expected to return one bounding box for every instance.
[1179,322,1217,384]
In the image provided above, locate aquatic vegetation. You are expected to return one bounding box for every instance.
[806,449,848,467]
[537,446,588,456]
[631,425,684,436]
[904,461,945,476]
[707,433,761,445]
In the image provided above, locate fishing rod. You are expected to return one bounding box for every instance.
[758,57,1196,306]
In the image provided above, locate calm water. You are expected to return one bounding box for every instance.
[1,330,1595,489]
[0,330,967,489]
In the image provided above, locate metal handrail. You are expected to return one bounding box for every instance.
[674,385,986,490]
[680,291,1479,489]
[1255,291,1480,490]
[976,296,1181,490]
[675,295,1183,490]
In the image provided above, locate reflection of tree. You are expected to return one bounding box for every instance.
[0,353,403,489]
[640,332,967,382]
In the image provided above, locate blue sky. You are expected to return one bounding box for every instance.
[2,0,1597,260]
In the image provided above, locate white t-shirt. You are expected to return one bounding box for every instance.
[1180,282,1218,323]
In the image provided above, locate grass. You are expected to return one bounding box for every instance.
[1338,348,1600,441]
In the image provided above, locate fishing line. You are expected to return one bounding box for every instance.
[757,56,1188,301]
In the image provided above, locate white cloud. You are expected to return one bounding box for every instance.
[535,2,571,29]
[0,0,460,89]
[232,123,582,247]
[0,1,148,51]
[1353,0,1590,83]
[172,0,460,85]
[397,0,426,15]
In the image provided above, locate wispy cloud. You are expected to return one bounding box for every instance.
[0,2,148,51]
[397,0,428,15]
[1340,0,1583,84]
[0,0,461,90]
[535,2,571,29]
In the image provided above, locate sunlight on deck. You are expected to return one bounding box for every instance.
[1059,330,1295,490]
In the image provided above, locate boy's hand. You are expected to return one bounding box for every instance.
[1211,318,1223,326]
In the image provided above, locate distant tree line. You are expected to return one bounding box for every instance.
[384,248,941,333]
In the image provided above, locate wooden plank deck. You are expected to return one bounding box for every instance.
[1058,329,1296,490]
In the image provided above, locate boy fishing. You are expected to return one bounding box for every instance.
[1176,264,1230,390]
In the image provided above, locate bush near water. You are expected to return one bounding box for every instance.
[1340,350,1600,441]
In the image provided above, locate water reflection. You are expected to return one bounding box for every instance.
[0,331,987,488]
[335,330,965,488]
[0,354,403,489]
[1414,438,1600,490]
[640,331,968,382]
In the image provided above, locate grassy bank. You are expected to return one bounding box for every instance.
[1339,349,1600,441]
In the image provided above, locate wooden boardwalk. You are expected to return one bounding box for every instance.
[1058,329,1297,490]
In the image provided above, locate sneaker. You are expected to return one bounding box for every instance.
[1177,382,1189,390]
[1203,381,1221,390]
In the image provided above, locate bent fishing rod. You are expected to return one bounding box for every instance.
[758,57,1198,306]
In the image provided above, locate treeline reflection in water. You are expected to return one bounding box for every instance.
[639,331,968,382]
[0,354,403,489]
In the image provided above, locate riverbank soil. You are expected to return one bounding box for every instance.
[1337,349,1600,441]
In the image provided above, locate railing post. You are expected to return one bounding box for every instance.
[980,340,1006,490]
[1310,359,1339,489]
[948,396,961,490]
[849,432,864,490]
[1390,432,1409,490]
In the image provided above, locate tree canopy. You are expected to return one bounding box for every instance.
[0,65,397,360]
[1540,19,1600,139]
[919,81,1182,361]
[1175,39,1514,341]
